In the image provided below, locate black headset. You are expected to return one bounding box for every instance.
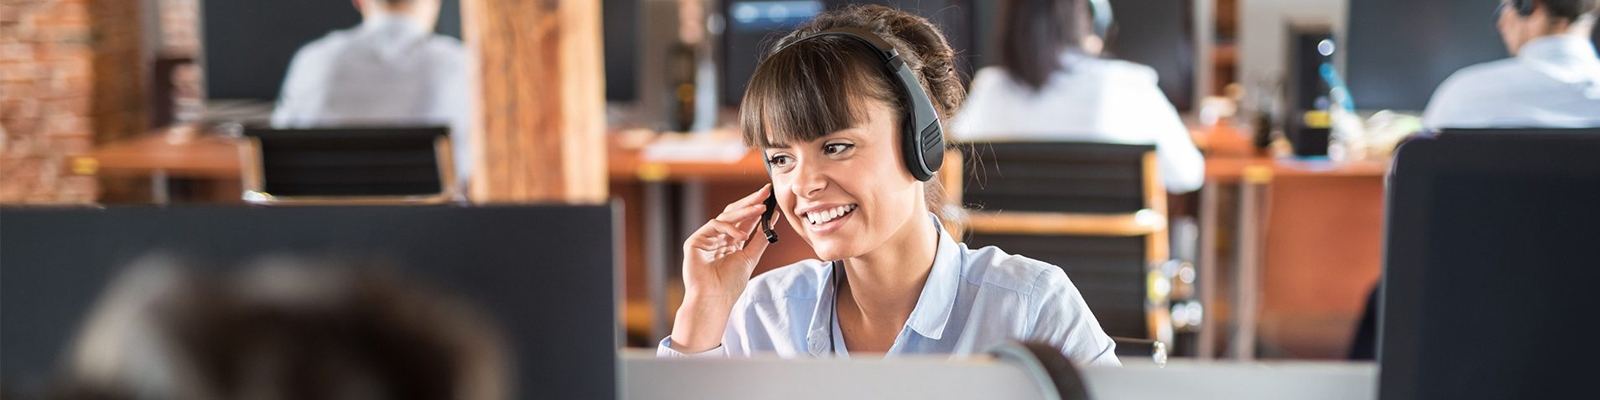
[753,27,948,244]
[1513,0,1537,16]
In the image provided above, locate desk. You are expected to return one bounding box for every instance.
[75,131,243,203]
[1193,126,1390,360]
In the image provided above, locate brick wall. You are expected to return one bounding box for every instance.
[3,0,99,203]
[1,0,147,204]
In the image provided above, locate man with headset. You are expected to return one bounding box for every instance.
[1422,0,1600,129]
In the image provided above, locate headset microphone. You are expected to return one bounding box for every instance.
[759,188,779,243]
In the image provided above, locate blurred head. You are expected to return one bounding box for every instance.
[353,0,443,32]
[740,5,964,261]
[998,0,1098,91]
[1496,0,1599,55]
[54,256,509,400]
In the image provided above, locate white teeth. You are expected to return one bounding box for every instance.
[806,204,856,225]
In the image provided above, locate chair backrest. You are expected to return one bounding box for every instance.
[957,141,1167,341]
[241,126,454,204]
[1380,129,1600,400]
[961,142,1155,213]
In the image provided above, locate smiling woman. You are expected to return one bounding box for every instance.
[660,5,1119,365]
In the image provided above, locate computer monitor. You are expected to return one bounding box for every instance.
[1,205,618,400]
[1379,130,1600,399]
[202,0,638,103]
[1345,0,1509,111]
[720,0,975,106]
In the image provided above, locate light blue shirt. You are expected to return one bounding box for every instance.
[659,214,1120,366]
[1423,35,1600,130]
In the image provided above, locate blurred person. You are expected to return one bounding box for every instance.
[271,0,473,186]
[661,5,1119,365]
[49,255,509,400]
[1423,0,1600,129]
[952,0,1205,193]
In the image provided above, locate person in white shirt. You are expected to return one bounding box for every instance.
[272,0,472,186]
[661,5,1118,365]
[1423,0,1600,129]
[953,0,1205,194]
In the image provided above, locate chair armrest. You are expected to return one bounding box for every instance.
[1111,337,1168,367]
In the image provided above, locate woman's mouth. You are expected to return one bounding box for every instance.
[803,204,857,234]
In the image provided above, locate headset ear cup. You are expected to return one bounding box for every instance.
[1516,0,1535,16]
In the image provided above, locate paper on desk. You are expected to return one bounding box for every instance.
[642,136,750,163]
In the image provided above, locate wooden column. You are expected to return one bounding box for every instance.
[463,0,607,203]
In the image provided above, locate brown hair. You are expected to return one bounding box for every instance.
[1536,0,1599,21]
[997,0,1095,92]
[740,5,965,213]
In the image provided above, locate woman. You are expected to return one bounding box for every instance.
[952,0,1204,193]
[660,5,1118,365]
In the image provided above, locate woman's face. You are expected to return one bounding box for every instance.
[763,99,926,261]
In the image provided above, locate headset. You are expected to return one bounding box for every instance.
[1088,0,1115,39]
[1513,0,1537,17]
[752,27,948,244]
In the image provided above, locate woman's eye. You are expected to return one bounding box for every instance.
[767,155,794,169]
[823,143,854,156]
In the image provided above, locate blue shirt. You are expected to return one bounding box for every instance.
[1423,35,1600,130]
[659,214,1120,366]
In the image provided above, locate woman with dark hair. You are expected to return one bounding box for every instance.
[952,0,1204,193]
[659,5,1118,365]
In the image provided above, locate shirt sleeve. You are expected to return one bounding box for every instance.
[1135,71,1205,194]
[656,337,731,357]
[1026,267,1122,367]
[654,292,753,358]
[271,46,319,128]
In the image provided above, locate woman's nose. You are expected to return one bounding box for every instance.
[790,159,828,198]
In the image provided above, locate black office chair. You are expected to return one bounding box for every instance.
[957,142,1175,346]
[240,126,455,205]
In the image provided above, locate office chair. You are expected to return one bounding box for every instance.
[956,142,1175,347]
[240,126,456,205]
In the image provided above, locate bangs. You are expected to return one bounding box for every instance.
[740,38,899,149]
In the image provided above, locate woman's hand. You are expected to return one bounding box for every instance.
[669,185,779,353]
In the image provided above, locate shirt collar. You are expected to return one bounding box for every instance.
[1517,35,1600,65]
[360,13,428,37]
[804,213,963,355]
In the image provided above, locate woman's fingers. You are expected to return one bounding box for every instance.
[723,184,773,213]
[703,219,748,244]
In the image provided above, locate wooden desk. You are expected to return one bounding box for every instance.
[78,131,242,179]
[607,143,767,182]
[1193,125,1390,360]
